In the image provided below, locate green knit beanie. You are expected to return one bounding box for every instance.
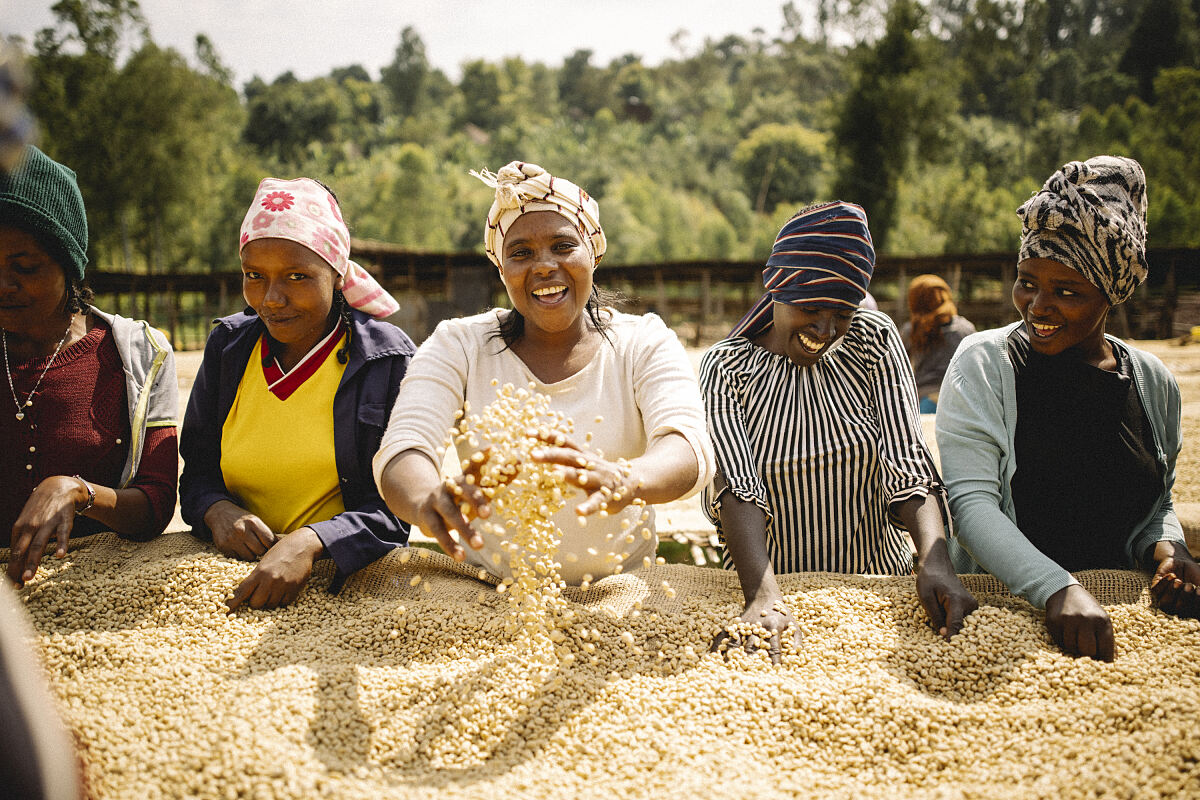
[0,145,88,280]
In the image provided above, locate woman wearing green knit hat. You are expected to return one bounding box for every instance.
[0,145,179,586]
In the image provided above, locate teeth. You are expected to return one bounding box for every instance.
[533,286,566,297]
[797,332,823,352]
[1031,322,1060,336]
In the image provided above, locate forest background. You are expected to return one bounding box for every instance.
[10,0,1200,277]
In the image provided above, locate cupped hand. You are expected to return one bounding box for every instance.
[226,527,325,611]
[7,476,87,586]
[710,599,803,665]
[915,558,978,640]
[1150,549,1200,619]
[204,500,277,560]
[1044,584,1115,662]
[528,429,640,517]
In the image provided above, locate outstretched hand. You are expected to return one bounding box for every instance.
[7,476,87,586]
[1044,584,1115,662]
[915,559,978,639]
[1150,547,1200,619]
[528,429,641,517]
[710,601,803,665]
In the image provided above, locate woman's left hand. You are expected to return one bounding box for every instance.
[225,527,325,611]
[915,556,979,640]
[1150,541,1200,619]
[7,476,89,587]
[529,430,641,517]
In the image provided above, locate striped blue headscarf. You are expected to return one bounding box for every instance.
[731,201,875,339]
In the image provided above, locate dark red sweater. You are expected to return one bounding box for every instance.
[1,322,178,544]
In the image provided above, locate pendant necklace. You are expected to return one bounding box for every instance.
[2,316,74,422]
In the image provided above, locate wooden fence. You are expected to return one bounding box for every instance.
[87,243,1200,350]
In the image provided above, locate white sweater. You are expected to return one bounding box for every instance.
[373,309,715,584]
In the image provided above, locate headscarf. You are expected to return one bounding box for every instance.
[731,201,874,339]
[1017,155,1148,305]
[470,161,606,268]
[906,274,957,350]
[239,177,399,319]
[0,145,87,280]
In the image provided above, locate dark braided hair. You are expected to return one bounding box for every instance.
[66,278,94,314]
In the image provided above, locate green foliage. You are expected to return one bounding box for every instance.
[733,123,828,213]
[20,0,1200,273]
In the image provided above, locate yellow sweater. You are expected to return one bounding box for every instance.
[220,336,347,534]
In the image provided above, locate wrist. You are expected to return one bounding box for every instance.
[288,527,327,561]
[71,475,95,515]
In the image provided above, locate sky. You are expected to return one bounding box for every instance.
[7,1,795,85]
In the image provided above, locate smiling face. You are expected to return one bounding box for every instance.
[499,211,595,341]
[770,302,855,368]
[240,238,343,366]
[0,223,70,337]
[1012,257,1110,360]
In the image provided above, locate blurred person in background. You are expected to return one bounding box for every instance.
[900,274,975,413]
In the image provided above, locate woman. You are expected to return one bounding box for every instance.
[900,274,975,412]
[1,146,177,587]
[179,177,415,610]
[373,161,714,583]
[701,202,976,659]
[937,156,1198,662]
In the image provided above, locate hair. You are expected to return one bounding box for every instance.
[65,277,93,314]
[491,285,623,349]
[333,288,352,364]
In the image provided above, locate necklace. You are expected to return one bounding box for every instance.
[2,316,74,422]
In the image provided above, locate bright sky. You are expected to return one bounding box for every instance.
[7,1,796,85]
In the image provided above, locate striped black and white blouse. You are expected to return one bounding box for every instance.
[700,309,943,576]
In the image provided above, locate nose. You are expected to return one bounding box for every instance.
[1028,287,1052,316]
[262,279,287,308]
[813,311,836,339]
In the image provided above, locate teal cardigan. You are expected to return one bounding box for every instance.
[935,322,1184,609]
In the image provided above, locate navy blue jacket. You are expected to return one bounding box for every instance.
[179,308,415,591]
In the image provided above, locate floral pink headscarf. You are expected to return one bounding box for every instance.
[239,177,399,319]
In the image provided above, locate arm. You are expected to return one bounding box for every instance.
[934,340,1077,610]
[868,321,977,636]
[628,314,716,501]
[896,494,978,639]
[178,325,242,537]
[697,344,797,660]
[373,320,483,561]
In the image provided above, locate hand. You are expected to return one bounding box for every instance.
[1044,584,1115,662]
[915,556,978,639]
[1149,541,1200,619]
[529,430,640,517]
[204,500,277,560]
[7,476,89,586]
[709,596,802,665]
[226,527,325,611]
[412,463,490,562]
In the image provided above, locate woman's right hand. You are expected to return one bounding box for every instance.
[710,596,802,665]
[413,458,494,561]
[203,500,277,560]
[1044,584,1115,662]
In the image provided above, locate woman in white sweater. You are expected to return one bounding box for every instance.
[373,162,714,583]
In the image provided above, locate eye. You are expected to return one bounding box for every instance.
[1016,279,1035,290]
[288,272,309,281]
[242,270,262,280]
[553,240,578,251]
[1057,288,1077,297]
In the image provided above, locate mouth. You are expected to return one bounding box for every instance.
[795,331,826,354]
[531,284,568,303]
[263,315,299,326]
[1028,321,1061,339]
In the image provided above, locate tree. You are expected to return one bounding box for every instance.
[833,0,953,250]
[380,26,428,117]
[733,123,828,213]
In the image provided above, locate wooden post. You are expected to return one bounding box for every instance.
[698,268,711,346]
[167,282,178,346]
[894,266,908,321]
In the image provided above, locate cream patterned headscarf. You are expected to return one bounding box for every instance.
[1017,156,1148,306]
[470,162,606,268]
[239,177,400,319]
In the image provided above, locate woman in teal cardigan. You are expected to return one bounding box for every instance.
[936,156,1198,662]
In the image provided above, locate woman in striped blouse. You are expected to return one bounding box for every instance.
[701,202,976,658]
